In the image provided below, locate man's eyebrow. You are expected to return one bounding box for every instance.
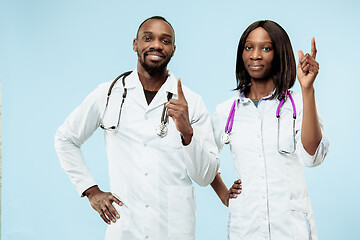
[141,32,173,39]
[162,33,173,38]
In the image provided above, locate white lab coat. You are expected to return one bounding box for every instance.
[212,91,329,240]
[55,70,219,240]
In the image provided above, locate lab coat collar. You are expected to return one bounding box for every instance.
[115,69,178,110]
[236,88,276,104]
[117,69,177,92]
[148,70,178,110]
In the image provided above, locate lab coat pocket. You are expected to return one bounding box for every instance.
[115,203,131,229]
[167,186,196,239]
[290,201,312,240]
[160,125,183,149]
[227,197,248,239]
[105,204,131,238]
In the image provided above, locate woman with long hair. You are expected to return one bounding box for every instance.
[211,20,329,239]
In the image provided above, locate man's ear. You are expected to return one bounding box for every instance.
[171,44,176,57]
[133,38,137,52]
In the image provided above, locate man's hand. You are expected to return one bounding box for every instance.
[84,185,122,224]
[166,78,193,145]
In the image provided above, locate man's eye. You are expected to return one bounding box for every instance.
[162,39,171,44]
[143,36,151,41]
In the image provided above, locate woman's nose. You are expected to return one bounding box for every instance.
[250,48,262,60]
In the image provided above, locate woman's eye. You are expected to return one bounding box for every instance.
[245,46,252,51]
[263,47,271,51]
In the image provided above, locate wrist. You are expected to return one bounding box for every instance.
[301,85,315,95]
[84,185,100,198]
[220,191,229,206]
[181,127,193,146]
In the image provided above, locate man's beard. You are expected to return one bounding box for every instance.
[138,52,172,76]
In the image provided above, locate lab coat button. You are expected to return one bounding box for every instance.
[145,235,149,239]
[145,173,148,176]
[145,204,149,208]
[144,144,147,147]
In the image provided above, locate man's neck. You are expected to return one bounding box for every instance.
[137,65,168,91]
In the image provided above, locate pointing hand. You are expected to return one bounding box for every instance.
[165,78,193,145]
[297,37,319,89]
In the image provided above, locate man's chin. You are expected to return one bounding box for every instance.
[140,59,170,75]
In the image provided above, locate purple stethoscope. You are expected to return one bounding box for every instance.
[221,90,297,154]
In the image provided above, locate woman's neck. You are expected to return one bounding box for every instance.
[246,78,275,100]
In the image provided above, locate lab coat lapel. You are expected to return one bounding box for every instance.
[122,70,149,110]
[147,71,178,111]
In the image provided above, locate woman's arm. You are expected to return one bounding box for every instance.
[297,37,322,155]
[211,173,242,207]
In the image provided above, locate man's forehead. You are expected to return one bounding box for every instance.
[138,19,174,37]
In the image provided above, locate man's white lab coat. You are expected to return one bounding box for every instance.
[55,70,219,240]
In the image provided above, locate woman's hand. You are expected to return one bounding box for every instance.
[297,37,319,90]
[223,179,242,207]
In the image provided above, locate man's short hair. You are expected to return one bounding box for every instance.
[136,16,175,43]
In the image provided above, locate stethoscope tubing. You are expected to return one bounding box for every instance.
[222,90,297,147]
[276,90,296,119]
[224,100,237,133]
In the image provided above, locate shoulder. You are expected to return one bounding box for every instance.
[215,97,237,115]
[85,80,112,100]
[288,90,303,109]
[79,79,118,109]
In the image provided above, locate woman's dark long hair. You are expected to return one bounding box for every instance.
[235,20,296,99]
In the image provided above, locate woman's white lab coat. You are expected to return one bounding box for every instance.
[212,91,329,240]
[55,70,219,240]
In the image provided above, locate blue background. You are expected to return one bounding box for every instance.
[1,0,359,239]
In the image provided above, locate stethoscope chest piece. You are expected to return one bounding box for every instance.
[221,132,231,144]
[156,123,168,137]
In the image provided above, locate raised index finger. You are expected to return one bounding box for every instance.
[311,37,317,59]
[177,78,185,100]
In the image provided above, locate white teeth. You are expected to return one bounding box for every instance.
[147,55,162,60]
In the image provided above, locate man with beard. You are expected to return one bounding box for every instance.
[55,16,219,240]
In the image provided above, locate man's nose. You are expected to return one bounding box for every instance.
[150,39,163,50]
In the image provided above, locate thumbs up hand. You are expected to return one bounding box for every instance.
[166,78,193,145]
[297,37,320,89]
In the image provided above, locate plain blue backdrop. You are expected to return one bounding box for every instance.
[1,0,359,239]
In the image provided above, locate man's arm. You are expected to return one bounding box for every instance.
[166,79,219,186]
[54,84,121,224]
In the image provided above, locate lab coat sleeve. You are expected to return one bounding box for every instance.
[183,96,219,187]
[295,103,329,167]
[211,103,227,154]
[55,85,106,196]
